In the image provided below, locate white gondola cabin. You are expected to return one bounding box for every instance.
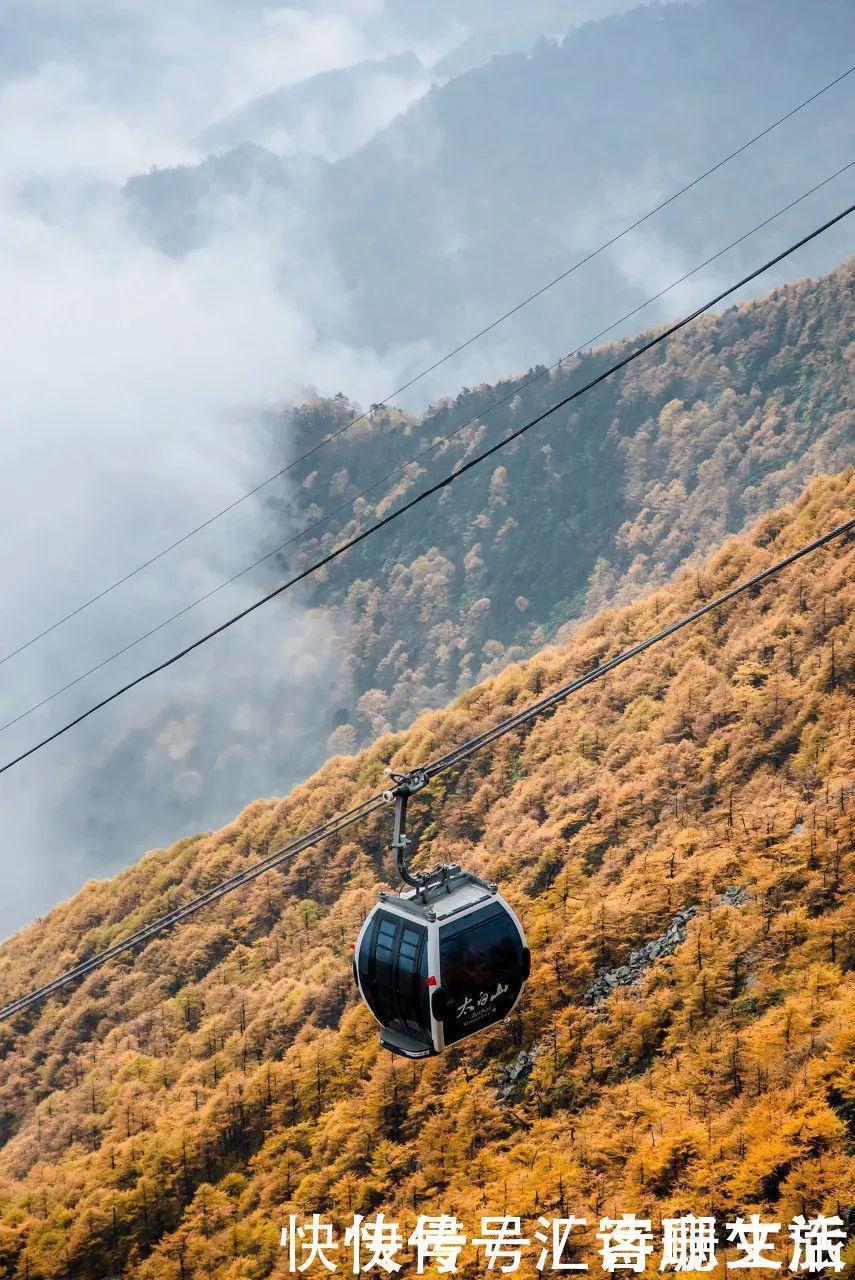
[354,865,530,1059]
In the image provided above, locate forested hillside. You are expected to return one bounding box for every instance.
[0,469,852,1278]
[270,260,853,753]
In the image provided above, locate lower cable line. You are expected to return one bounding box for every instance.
[0,200,852,783]
[0,516,851,1024]
[0,792,388,1022]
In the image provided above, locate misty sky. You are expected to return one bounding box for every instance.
[0,0,851,940]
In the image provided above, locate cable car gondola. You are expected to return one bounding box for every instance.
[353,770,530,1059]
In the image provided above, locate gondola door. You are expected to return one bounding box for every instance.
[357,910,434,1051]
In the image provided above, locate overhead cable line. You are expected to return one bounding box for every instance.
[5,161,850,740]
[3,64,852,671]
[1,517,850,1023]
[0,200,852,781]
[0,791,388,1022]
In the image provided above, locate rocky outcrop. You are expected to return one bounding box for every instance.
[583,886,748,1007]
[496,1046,541,1100]
[496,888,750,1097]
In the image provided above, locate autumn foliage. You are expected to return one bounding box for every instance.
[0,470,852,1278]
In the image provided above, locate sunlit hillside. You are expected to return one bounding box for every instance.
[0,470,852,1278]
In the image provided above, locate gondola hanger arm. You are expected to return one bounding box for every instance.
[382,767,490,899]
[383,767,428,888]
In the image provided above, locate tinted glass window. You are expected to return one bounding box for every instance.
[439,905,525,1044]
[358,911,431,1044]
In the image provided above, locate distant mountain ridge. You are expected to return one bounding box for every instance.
[193,52,430,162]
[122,0,855,374]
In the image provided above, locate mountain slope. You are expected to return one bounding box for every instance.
[0,469,852,1277]
[316,0,855,356]
[123,0,855,368]
[56,0,855,902]
[272,259,853,754]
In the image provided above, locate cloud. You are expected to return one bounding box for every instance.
[0,0,465,940]
[0,47,415,940]
[0,61,194,178]
[0,0,452,157]
[220,7,375,110]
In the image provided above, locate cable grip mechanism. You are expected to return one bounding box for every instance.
[383,768,428,887]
